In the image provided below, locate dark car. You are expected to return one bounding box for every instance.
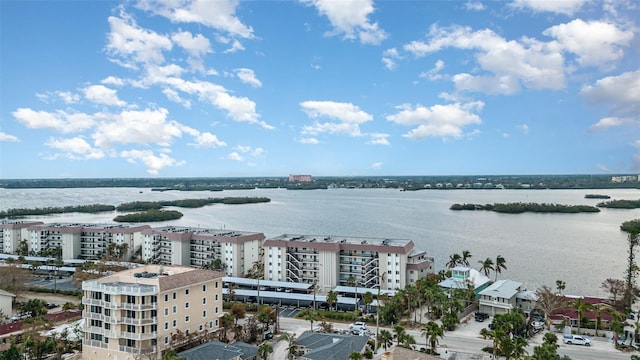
[45,303,57,309]
[475,312,490,322]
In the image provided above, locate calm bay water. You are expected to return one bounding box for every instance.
[1,187,639,297]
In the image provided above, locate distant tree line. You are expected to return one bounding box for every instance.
[597,199,640,209]
[0,204,115,218]
[449,202,600,213]
[0,197,269,219]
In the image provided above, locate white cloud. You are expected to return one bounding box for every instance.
[371,162,383,170]
[120,149,183,174]
[136,0,254,39]
[404,25,566,94]
[228,152,243,161]
[12,108,95,133]
[588,117,635,132]
[0,132,19,142]
[56,91,80,104]
[101,76,125,86]
[510,0,592,15]
[45,136,105,159]
[581,70,640,120]
[92,108,182,148]
[233,145,265,157]
[464,1,485,11]
[367,133,390,145]
[83,85,127,107]
[171,30,211,57]
[382,48,401,70]
[386,101,484,140]
[305,0,388,45]
[224,39,245,53]
[162,88,192,108]
[192,132,226,148]
[299,137,319,144]
[235,68,262,88]
[106,14,173,67]
[300,100,373,137]
[517,124,530,134]
[543,19,633,69]
[419,60,445,81]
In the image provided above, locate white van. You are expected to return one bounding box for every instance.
[563,334,591,346]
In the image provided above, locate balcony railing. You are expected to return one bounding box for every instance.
[118,302,158,311]
[83,281,158,296]
[119,316,157,326]
[118,345,157,355]
[119,331,157,341]
[83,339,108,349]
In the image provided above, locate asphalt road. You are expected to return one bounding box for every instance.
[276,317,633,360]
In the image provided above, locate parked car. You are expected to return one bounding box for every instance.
[563,334,591,346]
[475,312,490,322]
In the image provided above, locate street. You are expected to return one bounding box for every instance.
[276,316,633,360]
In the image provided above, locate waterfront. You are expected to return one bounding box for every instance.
[2,187,639,297]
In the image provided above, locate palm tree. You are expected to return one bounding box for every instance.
[446,253,462,268]
[377,329,393,350]
[301,310,318,331]
[461,250,472,266]
[479,258,494,277]
[571,298,592,332]
[511,336,528,359]
[555,280,566,295]
[393,325,406,346]
[278,333,297,360]
[326,290,338,311]
[494,255,507,281]
[257,342,273,360]
[421,321,444,354]
[362,291,373,314]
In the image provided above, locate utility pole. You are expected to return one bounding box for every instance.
[375,273,385,354]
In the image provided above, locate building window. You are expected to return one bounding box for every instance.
[172,320,177,327]
[215,281,218,288]
[164,294,169,302]
[185,302,190,309]
[209,321,213,328]
[164,308,168,316]
[215,294,218,301]
[164,322,168,330]
[173,292,176,300]
[202,284,206,292]
[105,323,110,330]
[185,289,190,295]
[185,316,190,323]
[172,305,177,314]
[104,308,111,316]
[199,324,203,331]
[202,311,206,318]
[164,336,169,345]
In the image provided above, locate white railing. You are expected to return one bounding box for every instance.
[119,331,157,341]
[119,316,157,326]
[118,345,157,355]
[117,302,158,311]
[83,339,108,349]
[83,281,158,296]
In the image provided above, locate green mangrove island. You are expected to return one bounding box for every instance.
[449,202,600,213]
[0,197,270,219]
[113,209,183,222]
[585,194,610,199]
[596,199,640,209]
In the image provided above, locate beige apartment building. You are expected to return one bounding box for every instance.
[263,234,434,293]
[82,264,224,360]
[0,220,43,254]
[140,226,264,277]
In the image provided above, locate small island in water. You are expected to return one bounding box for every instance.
[450,202,600,214]
[585,194,610,199]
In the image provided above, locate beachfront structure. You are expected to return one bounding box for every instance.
[81,264,224,360]
[0,220,44,254]
[262,234,434,293]
[438,266,491,296]
[478,279,538,316]
[0,289,15,320]
[140,226,265,277]
[21,223,150,260]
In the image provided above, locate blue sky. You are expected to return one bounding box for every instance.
[1,0,638,178]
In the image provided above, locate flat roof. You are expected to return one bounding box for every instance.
[333,285,397,297]
[223,276,313,290]
[222,289,357,304]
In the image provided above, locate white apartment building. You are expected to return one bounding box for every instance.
[262,234,434,293]
[23,223,150,260]
[140,226,264,277]
[82,264,224,360]
[0,220,43,254]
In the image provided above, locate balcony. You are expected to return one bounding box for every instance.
[119,331,157,341]
[82,298,116,309]
[118,345,157,355]
[83,281,158,296]
[83,339,108,349]
[119,316,157,326]
[118,302,158,311]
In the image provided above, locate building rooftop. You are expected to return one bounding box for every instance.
[264,234,415,254]
[479,279,522,299]
[178,340,257,360]
[439,267,490,290]
[296,331,369,360]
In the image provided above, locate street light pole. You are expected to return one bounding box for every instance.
[375,273,385,354]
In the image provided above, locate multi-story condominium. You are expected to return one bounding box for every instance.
[23,223,150,260]
[0,220,43,254]
[262,234,434,293]
[140,226,264,277]
[82,264,224,360]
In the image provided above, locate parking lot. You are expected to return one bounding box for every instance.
[277,307,301,318]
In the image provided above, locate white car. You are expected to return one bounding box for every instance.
[349,321,367,331]
[563,334,591,346]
